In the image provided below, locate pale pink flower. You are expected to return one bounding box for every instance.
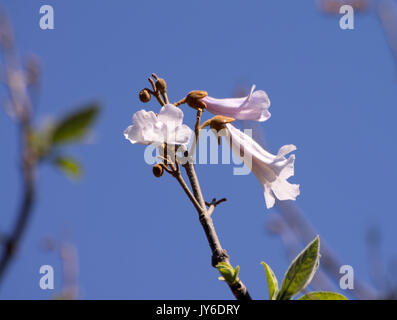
[202,85,271,122]
[224,123,299,209]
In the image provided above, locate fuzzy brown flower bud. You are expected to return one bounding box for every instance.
[139,89,151,103]
[152,164,164,177]
[186,90,208,110]
[201,115,235,131]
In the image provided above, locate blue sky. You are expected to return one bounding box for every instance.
[0,0,396,299]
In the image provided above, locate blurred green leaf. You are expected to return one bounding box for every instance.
[276,236,320,300]
[216,262,240,285]
[51,104,100,145]
[261,262,278,300]
[53,156,82,179]
[298,291,348,300]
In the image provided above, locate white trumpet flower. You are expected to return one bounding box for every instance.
[224,123,299,209]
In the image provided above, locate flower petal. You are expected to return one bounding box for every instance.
[173,124,193,145]
[142,121,165,145]
[264,184,276,209]
[158,104,184,130]
[124,124,143,144]
[132,109,158,127]
[202,85,271,122]
[276,144,297,160]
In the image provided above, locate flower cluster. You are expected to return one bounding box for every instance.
[124,77,299,209]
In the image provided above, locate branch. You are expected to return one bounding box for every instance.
[206,198,227,216]
[0,125,36,282]
[0,14,37,283]
[172,171,202,213]
[179,158,251,300]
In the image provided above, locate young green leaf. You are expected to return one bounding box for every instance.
[53,156,82,179]
[276,235,320,300]
[232,265,240,284]
[216,262,240,285]
[298,291,348,300]
[51,103,100,145]
[261,262,278,300]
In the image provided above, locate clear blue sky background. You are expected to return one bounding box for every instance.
[1,0,396,299]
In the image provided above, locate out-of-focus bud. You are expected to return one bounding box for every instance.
[139,89,151,103]
[186,90,208,110]
[152,163,164,177]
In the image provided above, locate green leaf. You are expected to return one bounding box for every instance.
[276,235,320,300]
[298,291,348,300]
[53,156,82,179]
[51,104,100,145]
[261,262,278,300]
[216,262,240,285]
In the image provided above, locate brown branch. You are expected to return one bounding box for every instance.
[206,198,227,216]
[177,156,251,300]
[172,170,202,213]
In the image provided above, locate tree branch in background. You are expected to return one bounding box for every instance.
[275,201,378,299]
[41,238,80,300]
[376,0,397,70]
[0,13,37,283]
[318,0,397,71]
[0,13,100,286]
[267,214,339,294]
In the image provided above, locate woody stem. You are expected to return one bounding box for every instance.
[176,150,251,300]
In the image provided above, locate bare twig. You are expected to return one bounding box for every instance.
[148,76,165,106]
[206,198,227,216]
[172,169,202,213]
